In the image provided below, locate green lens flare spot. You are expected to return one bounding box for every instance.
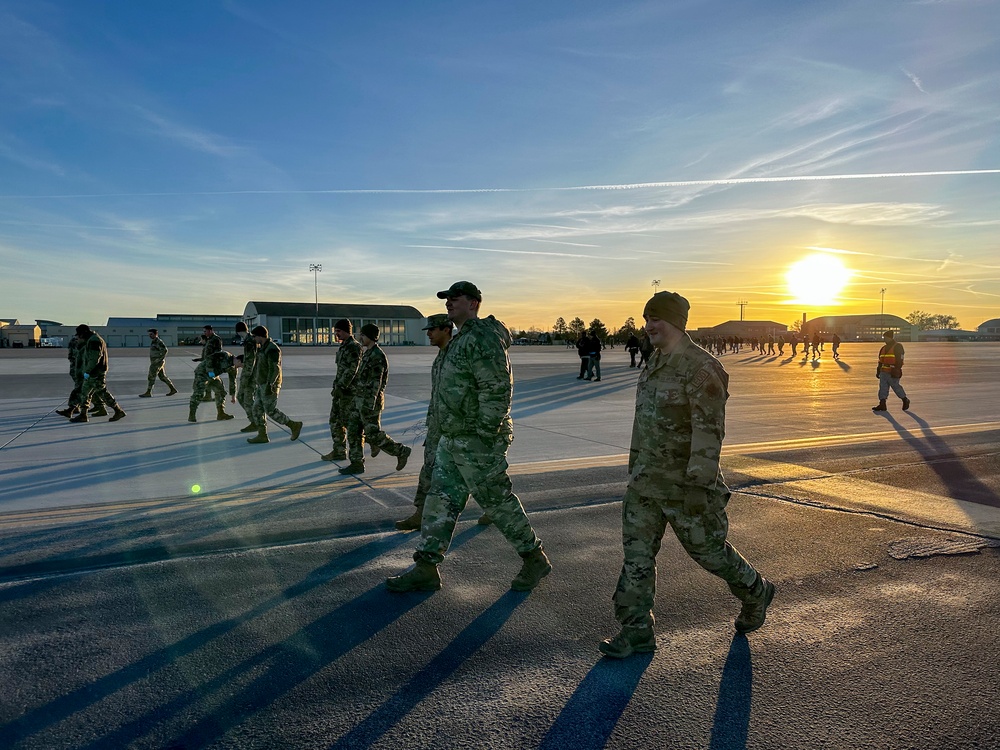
[191,484,202,494]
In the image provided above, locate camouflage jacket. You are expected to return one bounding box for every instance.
[253,338,282,390]
[628,333,730,502]
[333,336,362,394]
[68,336,84,377]
[208,350,237,395]
[426,343,449,435]
[149,337,168,364]
[80,333,110,377]
[240,334,258,374]
[354,344,389,411]
[435,315,514,443]
[197,333,223,362]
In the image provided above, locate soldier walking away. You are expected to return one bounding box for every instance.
[872,330,909,413]
[246,326,303,444]
[832,333,842,360]
[387,281,550,594]
[69,324,127,423]
[204,348,238,421]
[626,333,640,368]
[55,329,110,419]
[599,290,774,659]
[395,314,491,531]
[188,325,224,421]
[139,329,177,397]
[575,332,590,379]
[321,319,363,463]
[234,322,260,433]
[338,324,412,475]
[638,328,654,367]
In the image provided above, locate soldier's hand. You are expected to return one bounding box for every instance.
[231,395,236,404]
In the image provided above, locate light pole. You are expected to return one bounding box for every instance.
[310,264,322,345]
[879,287,886,333]
[651,279,660,294]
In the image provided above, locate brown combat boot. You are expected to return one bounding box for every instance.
[288,420,303,440]
[240,422,259,433]
[166,386,178,396]
[477,512,493,526]
[735,577,776,633]
[386,560,442,592]
[395,445,412,471]
[90,405,109,417]
[511,547,552,591]
[247,428,270,444]
[69,412,89,423]
[321,450,347,461]
[138,391,152,398]
[872,400,888,412]
[188,405,198,423]
[108,406,127,422]
[338,461,365,475]
[598,627,657,659]
[55,407,77,418]
[394,508,423,531]
[216,404,235,421]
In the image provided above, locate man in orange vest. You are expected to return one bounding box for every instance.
[872,330,910,412]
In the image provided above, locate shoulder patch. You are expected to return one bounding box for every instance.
[691,366,711,391]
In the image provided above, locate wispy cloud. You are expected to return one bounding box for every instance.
[900,67,927,93]
[129,105,245,158]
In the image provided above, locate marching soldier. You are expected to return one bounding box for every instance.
[139,328,177,397]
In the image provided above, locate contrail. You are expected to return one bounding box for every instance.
[3,169,998,199]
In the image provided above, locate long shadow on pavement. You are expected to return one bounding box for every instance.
[4,526,487,747]
[330,589,529,749]
[538,652,653,750]
[882,411,1000,508]
[709,634,752,750]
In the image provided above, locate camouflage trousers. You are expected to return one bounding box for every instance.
[415,434,540,565]
[146,360,175,391]
[189,362,222,409]
[236,371,255,421]
[251,385,293,429]
[79,374,120,412]
[357,399,407,459]
[69,374,111,409]
[330,391,363,462]
[412,428,441,510]
[613,487,760,629]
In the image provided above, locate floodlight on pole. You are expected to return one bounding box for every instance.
[310,264,322,345]
[651,279,660,293]
[880,287,886,331]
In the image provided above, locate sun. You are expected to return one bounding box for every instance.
[786,254,852,306]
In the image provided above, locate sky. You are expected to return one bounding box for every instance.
[2,0,999,332]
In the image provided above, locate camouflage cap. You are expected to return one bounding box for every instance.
[422,313,452,330]
[436,280,482,301]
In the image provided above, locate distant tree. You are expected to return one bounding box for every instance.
[553,317,568,340]
[618,316,638,340]
[905,311,934,330]
[589,318,610,340]
[906,311,961,330]
[929,314,960,330]
[791,319,805,333]
[568,317,586,339]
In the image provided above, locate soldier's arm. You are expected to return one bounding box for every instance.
[686,364,727,489]
[334,344,361,391]
[471,338,511,438]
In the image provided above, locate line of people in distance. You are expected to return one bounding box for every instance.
[697,331,842,360]
[53,281,779,659]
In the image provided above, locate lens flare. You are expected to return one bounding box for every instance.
[191,484,202,494]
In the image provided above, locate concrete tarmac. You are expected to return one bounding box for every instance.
[1,342,998,749]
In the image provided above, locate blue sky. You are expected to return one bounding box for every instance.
[2,0,999,331]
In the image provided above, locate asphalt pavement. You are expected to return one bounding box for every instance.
[1,342,998,749]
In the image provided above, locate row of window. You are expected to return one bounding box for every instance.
[280,318,407,345]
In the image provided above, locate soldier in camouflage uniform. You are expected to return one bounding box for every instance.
[338,324,412,474]
[69,324,126,423]
[387,281,550,593]
[202,348,237,421]
[246,325,303,444]
[599,291,775,659]
[321,319,363,463]
[234,322,260,433]
[395,313,492,531]
[188,325,225,421]
[55,330,110,419]
[139,329,177,397]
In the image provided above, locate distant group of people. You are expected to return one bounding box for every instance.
[694,331,843,360]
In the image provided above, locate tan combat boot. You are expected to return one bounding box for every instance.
[386,560,442,592]
[394,508,423,531]
[247,428,270,444]
[598,627,657,659]
[216,404,235,421]
[511,547,552,591]
[288,420,303,440]
[735,577,776,633]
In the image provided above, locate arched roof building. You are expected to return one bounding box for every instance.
[801,314,912,342]
[242,301,427,346]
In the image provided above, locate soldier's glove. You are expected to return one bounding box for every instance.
[208,371,215,378]
[83,373,90,380]
[890,366,902,379]
[875,367,882,378]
